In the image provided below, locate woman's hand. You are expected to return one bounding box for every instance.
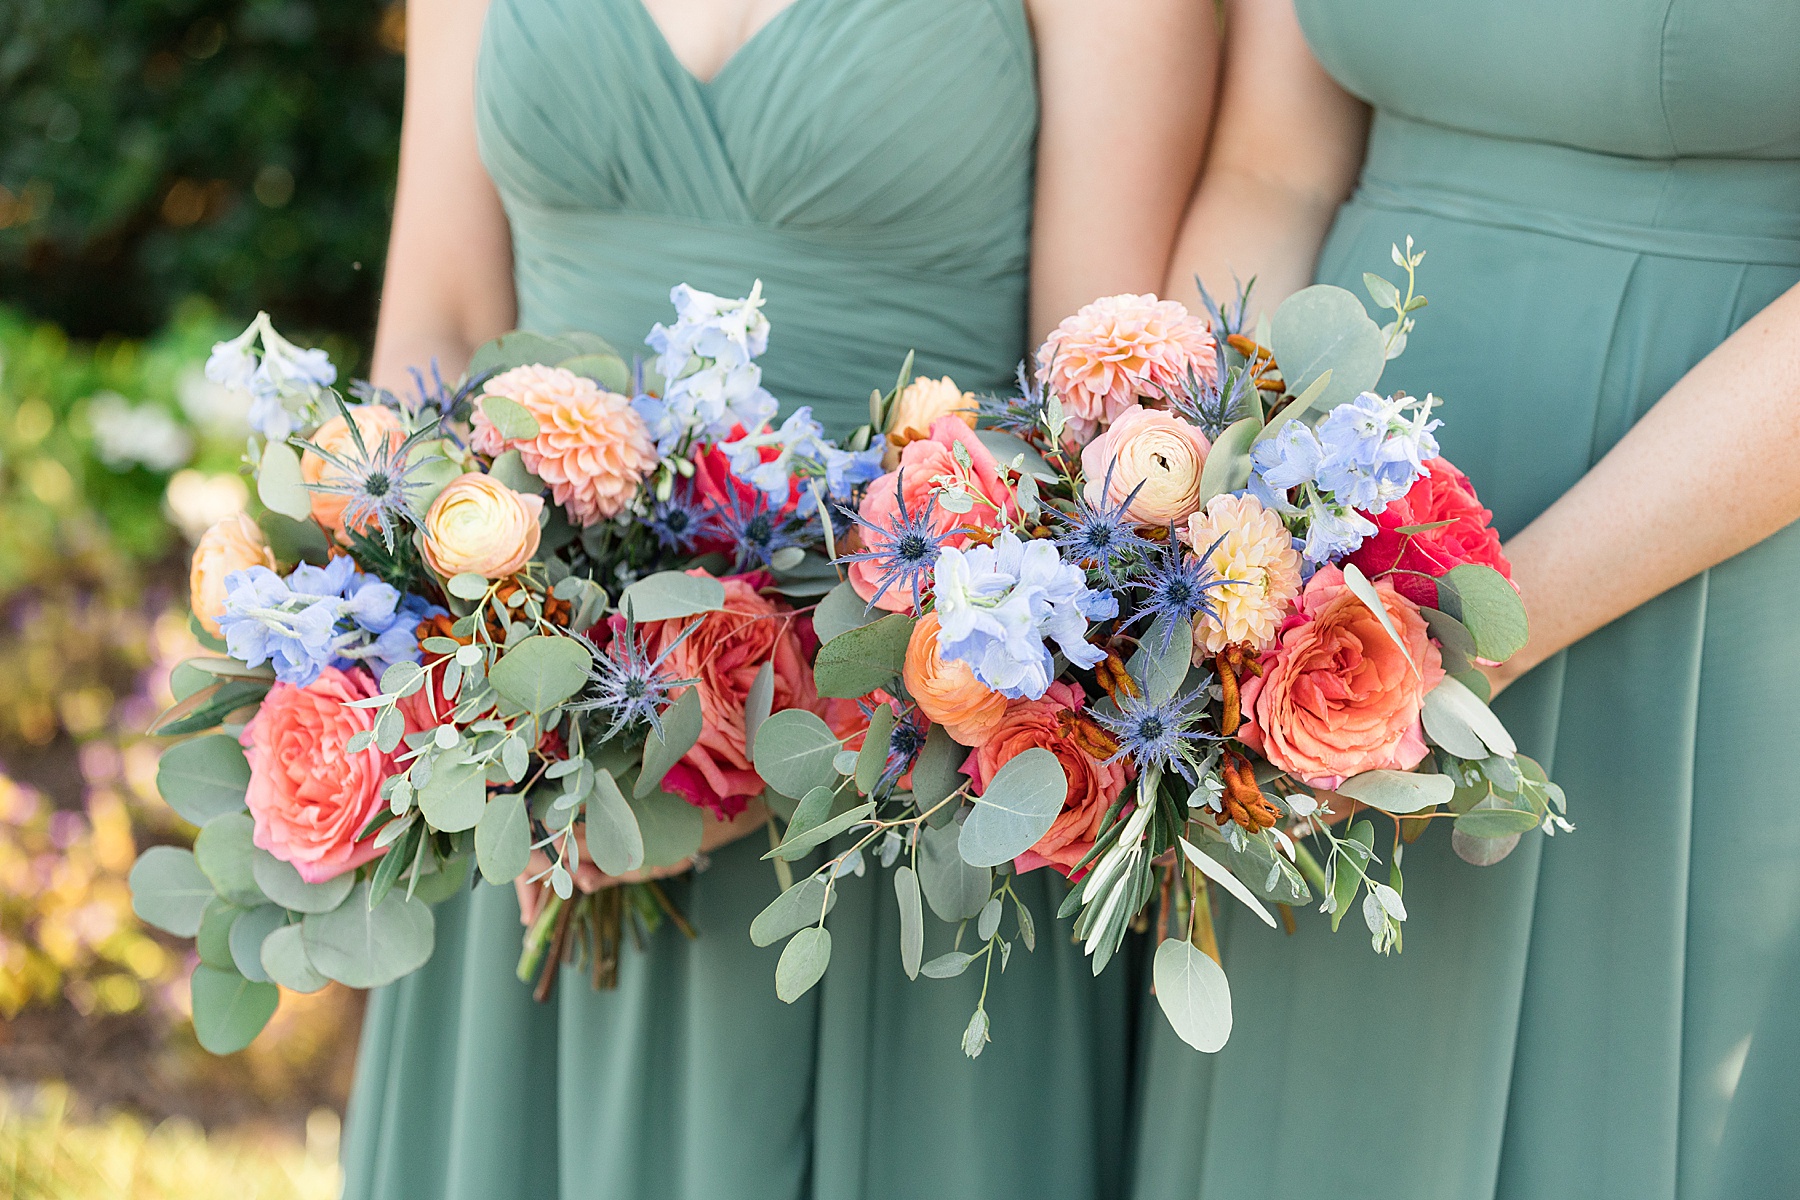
[514,797,771,925]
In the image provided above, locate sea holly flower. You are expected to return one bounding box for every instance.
[704,483,806,572]
[932,532,1116,701]
[976,361,1051,438]
[568,617,699,742]
[294,397,444,552]
[649,489,711,552]
[1091,687,1216,783]
[1054,460,1155,587]
[836,471,949,613]
[1129,531,1238,654]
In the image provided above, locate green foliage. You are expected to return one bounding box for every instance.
[752,708,841,800]
[811,613,913,698]
[1,0,404,343]
[1152,938,1232,1054]
[957,748,1066,868]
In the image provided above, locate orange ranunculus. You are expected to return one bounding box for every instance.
[421,473,544,579]
[300,404,406,541]
[1237,565,1445,788]
[1080,404,1211,527]
[189,513,277,636]
[903,612,1008,747]
[626,571,816,819]
[961,681,1129,877]
[240,666,397,883]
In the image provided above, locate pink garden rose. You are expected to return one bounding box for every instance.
[849,416,1017,614]
[961,681,1130,877]
[1037,294,1219,440]
[1080,405,1211,526]
[240,666,397,883]
[622,571,819,819]
[1238,566,1445,788]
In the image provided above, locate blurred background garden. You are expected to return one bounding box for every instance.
[2,2,406,1193]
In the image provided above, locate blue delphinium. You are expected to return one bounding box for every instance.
[1054,460,1156,587]
[206,314,336,441]
[836,471,947,612]
[1313,391,1440,511]
[218,555,436,685]
[721,406,883,503]
[568,617,698,741]
[638,282,779,451]
[932,531,1116,700]
[1129,531,1237,654]
[1091,688,1216,783]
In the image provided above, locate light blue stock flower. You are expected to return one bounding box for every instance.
[933,532,1116,701]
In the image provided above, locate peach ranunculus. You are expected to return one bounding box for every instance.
[301,404,405,541]
[849,416,1017,614]
[240,666,398,883]
[903,612,1007,747]
[1080,405,1211,526]
[469,364,656,527]
[1237,565,1445,789]
[421,473,544,579]
[625,571,816,819]
[190,513,277,636]
[960,681,1129,877]
[883,375,977,469]
[1037,294,1219,440]
[1182,492,1304,657]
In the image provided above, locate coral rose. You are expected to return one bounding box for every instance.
[190,513,276,636]
[849,416,1016,614]
[422,473,544,579]
[1238,566,1445,788]
[1183,493,1303,657]
[903,612,1008,747]
[470,364,656,526]
[1346,457,1513,608]
[883,375,976,468]
[240,666,398,883]
[961,681,1129,877]
[625,571,816,819]
[1037,294,1219,439]
[301,404,405,541]
[1080,405,1211,526]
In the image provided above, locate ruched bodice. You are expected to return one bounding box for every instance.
[475,0,1037,429]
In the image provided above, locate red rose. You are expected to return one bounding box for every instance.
[1347,457,1511,607]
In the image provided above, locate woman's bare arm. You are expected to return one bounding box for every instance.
[1161,0,1366,316]
[1027,0,1219,340]
[369,0,516,391]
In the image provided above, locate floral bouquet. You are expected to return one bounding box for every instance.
[131,283,891,1052]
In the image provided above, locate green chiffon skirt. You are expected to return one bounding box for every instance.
[1129,116,1800,1200]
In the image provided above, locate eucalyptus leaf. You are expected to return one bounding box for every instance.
[973,429,1057,481]
[408,854,470,905]
[636,687,704,798]
[195,812,265,906]
[910,724,968,813]
[259,922,329,993]
[447,572,490,601]
[628,788,705,868]
[750,875,838,947]
[585,768,645,876]
[1423,675,1516,759]
[618,571,726,623]
[1336,770,1454,815]
[475,793,532,885]
[489,635,593,714]
[197,897,240,970]
[920,951,975,979]
[300,880,436,988]
[1454,806,1541,839]
[228,905,287,983]
[1421,606,1478,674]
[129,847,215,937]
[487,448,545,494]
[752,708,842,800]
[1255,368,1334,443]
[812,613,914,698]
[1178,838,1277,928]
[189,965,279,1055]
[919,821,990,922]
[1196,416,1260,505]
[1436,564,1529,662]
[775,927,832,1003]
[257,438,312,521]
[1269,283,1386,414]
[467,330,577,378]
[250,850,355,914]
[558,352,632,394]
[156,735,251,826]
[1452,826,1523,866]
[765,802,873,862]
[813,582,879,646]
[1341,563,1415,669]
[743,661,776,765]
[1153,937,1233,1053]
[1127,616,1191,706]
[958,748,1067,868]
[895,866,924,979]
[785,785,838,843]
[855,703,896,794]
[416,747,487,832]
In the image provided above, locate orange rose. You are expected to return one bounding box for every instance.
[962,681,1129,876]
[1238,565,1445,788]
[628,571,817,819]
[904,612,1007,747]
[421,473,544,579]
[189,513,276,636]
[240,666,397,883]
[300,404,405,541]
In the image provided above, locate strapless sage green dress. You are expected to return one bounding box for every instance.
[1131,4,1800,1199]
[341,3,1137,1199]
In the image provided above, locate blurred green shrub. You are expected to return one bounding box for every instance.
[0,0,404,348]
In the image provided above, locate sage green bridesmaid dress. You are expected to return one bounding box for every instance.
[1131,3,1800,1199]
[342,2,1137,1199]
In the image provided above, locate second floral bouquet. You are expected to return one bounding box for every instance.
[134,243,1565,1058]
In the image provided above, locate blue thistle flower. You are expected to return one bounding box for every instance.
[976,360,1050,436]
[568,617,699,742]
[704,485,805,572]
[834,470,946,612]
[1091,687,1217,783]
[351,360,490,430]
[1129,529,1237,654]
[649,488,710,552]
[875,704,929,794]
[292,396,443,553]
[1054,460,1156,588]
